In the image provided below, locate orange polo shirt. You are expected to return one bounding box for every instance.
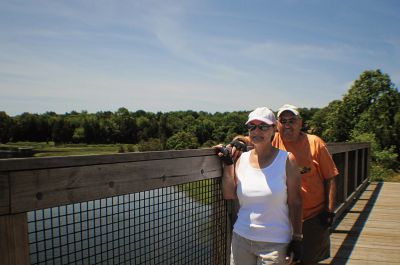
[272,132,339,220]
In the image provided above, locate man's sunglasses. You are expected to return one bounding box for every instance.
[279,118,298,125]
[246,123,273,131]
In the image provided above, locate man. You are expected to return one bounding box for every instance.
[230,104,338,265]
[273,104,338,265]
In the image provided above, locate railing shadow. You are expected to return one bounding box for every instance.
[324,182,383,264]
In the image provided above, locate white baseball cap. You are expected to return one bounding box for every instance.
[277,104,300,117]
[245,107,276,125]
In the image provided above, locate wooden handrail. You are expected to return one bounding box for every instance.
[327,142,369,154]
[0,149,220,215]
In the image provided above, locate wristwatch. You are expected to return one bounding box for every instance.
[292,233,303,240]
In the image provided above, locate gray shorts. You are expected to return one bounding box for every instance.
[302,213,331,264]
[231,232,290,265]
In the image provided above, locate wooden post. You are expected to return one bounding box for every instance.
[361,149,366,182]
[0,213,30,265]
[354,150,358,188]
[343,152,348,199]
[366,147,370,180]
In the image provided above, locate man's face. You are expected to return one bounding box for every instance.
[277,111,302,142]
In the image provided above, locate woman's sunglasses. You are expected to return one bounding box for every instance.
[246,123,273,131]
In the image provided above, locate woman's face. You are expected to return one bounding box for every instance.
[246,120,275,145]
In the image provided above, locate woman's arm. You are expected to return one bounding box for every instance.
[221,163,237,199]
[286,152,303,237]
[214,144,238,200]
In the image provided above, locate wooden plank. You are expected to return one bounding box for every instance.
[361,149,366,182]
[336,217,400,228]
[329,242,400,262]
[334,223,400,236]
[327,143,370,154]
[0,172,9,215]
[331,234,400,249]
[322,256,400,265]
[9,154,222,213]
[323,182,400,264]
[343,151,348,199]
[0,148,216,171]
[354,150,358,188]
[0,213,30,265]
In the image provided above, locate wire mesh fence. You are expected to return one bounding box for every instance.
[27,178,228,265]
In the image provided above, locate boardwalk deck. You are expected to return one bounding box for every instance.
[321,182,400,265]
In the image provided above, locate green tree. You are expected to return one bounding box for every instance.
[308,100,344,142]
[298,107,320,132]
[72,127,85,143]
[52,115,78,144]
[12,112,46,142]
[137,138,163,151]
[165,131,199,150]
[340,69,399,141]
[114,108,138,143]
[353,89,400,151]
[194,118,215,145]
[0,111,13,143]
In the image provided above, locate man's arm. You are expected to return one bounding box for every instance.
[322,177,337,227]
[229,135,252,161]
[325,177,336,213]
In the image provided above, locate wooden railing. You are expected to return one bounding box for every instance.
[327,142,370,221]
[0,142,370,265]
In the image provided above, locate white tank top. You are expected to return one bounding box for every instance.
[233,149,291,243]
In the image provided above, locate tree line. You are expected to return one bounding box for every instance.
[0,108,252,151]
[1,69,399,171]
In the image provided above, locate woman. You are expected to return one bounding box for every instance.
[215,107,303,264]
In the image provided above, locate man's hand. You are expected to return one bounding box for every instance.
[228,137,249,161]
[213,145,234,165]
[319,210,335,228]
[286,239,303,263]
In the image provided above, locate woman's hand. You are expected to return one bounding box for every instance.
[213,144,234,165]
[213,144,237,199]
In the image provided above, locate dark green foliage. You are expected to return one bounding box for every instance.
[165,131,199,150]
[308,100,343,141]
[0,111,13,143]
[351,132,398,170]
[118,145,125,153]
[311,69,400,178]
[340,70,399,144]
[298,107,320,132]
[137,138,162,151]
[127,145,135,152]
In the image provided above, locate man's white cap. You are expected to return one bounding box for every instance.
[245,107,276,125]
[277,104,300,117]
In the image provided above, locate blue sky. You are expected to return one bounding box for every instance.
[1,0,399,116]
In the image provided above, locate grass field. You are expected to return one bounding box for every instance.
[0,142,137,157]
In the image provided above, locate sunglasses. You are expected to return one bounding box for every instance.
[246,123,273,131]
[279,118,298,125]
